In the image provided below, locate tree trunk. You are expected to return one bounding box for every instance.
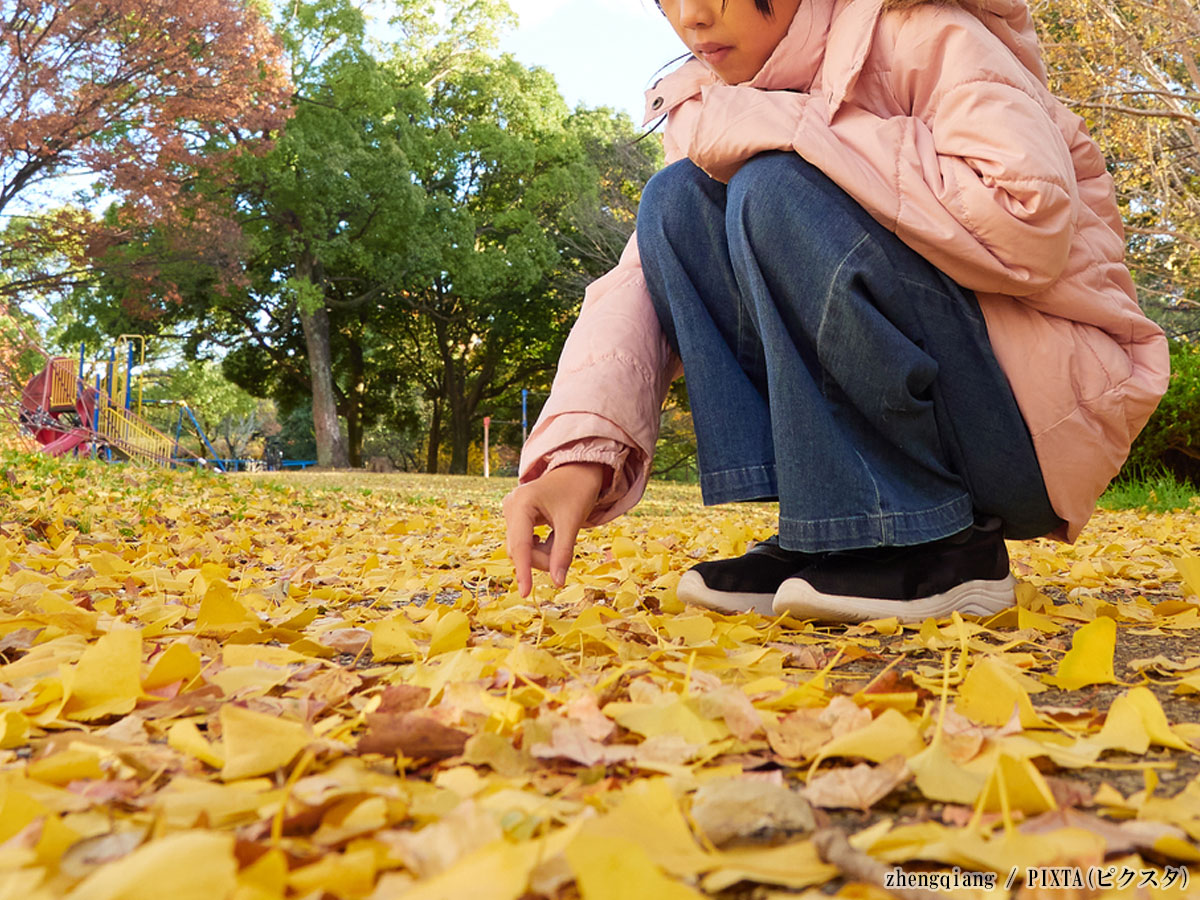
[346,400,362,468]
[346,334,365,468]
[426,397,442,474]
[299,300,349,469]
[449,402,471,474]
[445,343,500,475]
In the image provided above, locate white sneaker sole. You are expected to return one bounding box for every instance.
[676,570,776,616]
[772,574,1017,624]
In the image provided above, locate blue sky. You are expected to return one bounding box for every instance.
[499,0,686,125]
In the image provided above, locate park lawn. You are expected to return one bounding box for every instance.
[1,453,1200,899]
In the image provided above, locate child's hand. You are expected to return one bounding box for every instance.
[502,462,606,597]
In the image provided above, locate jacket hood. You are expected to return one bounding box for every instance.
[759,0,1046,111]
[644,0,1046,124]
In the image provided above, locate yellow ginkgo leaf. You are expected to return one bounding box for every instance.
[62,831,237,900]
[428,609,470,657]
[60,628,142,721]
[566,833,707,900]
[814,708,924,766]
[287,847,375,899]
[976,752,1058,816]
[604,697,729,747]
[0,711,29,750]
[399,838,547,900]
[26,748,104,785]
[167,720,225,769]
[1093,687,1191,753]
[371,615,419,661]
[142,641,202,692]
[580,779,713,877]
[219,705,309,781]
[1046,616,1117,689]
[236,849,290,897]
[1174,557,1200,598]
[956,657,1042,728]
[701,841,838,892]
[908,740,987,806]
[195,582,257,633]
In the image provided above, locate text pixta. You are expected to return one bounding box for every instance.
[1026,868,1086,890]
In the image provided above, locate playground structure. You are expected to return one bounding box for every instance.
[1,332,225,471]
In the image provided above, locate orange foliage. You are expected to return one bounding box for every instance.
[0,0,292,222]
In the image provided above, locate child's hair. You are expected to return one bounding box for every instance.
[654,0,777,15]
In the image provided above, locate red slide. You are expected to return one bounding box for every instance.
[19,361,94,455]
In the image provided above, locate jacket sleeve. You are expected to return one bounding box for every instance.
[518,234,681,525]
[683,9,1079,297]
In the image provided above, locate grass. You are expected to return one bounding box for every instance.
[1099,468,1199,513]
[239,469,736,518]
[243,465,1200,516]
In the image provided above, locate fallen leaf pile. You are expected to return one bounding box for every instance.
[1,454,1199,899]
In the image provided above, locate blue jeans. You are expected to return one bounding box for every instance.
[636,154,1059,551]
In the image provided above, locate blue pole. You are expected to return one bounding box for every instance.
[92,376,101,459]
[78,342,85,379]
[173,405,185,461]
[107,347,116,402]
[521,389,528,445]
[183,404,225,472]
[124,343,134,410]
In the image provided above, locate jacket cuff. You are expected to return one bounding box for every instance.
[542,439,632,511]
[520,413,651,527]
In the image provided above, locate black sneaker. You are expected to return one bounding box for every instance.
[677,536,824,615]
[772,517,1015,624]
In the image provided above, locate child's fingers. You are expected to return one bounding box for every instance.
[547,523,581,587]
[528,536,552,575]
[503,499,540,597]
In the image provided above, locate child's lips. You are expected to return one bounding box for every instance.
[694,43,733,65]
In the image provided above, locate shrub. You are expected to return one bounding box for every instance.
[1124,340,1200,484]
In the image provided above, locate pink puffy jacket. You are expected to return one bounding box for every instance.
[519,0,1169,542]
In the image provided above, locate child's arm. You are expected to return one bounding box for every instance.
[504,234,680,592]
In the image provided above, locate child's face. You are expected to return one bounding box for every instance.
[659,0,802,85]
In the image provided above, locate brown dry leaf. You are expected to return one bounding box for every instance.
[1020,808,1186,855]
[529,722,636,767]
[766,708,832,760]
[802,756,911,810]
[376,683,432,714]
[690,778,815,845]
[564,692,616,741]
[58,829,148,879]
[356,712,469,760]
[376,802,504,878]
[766,642,827,669]
[820,695,873,738]
[695,684,763,741]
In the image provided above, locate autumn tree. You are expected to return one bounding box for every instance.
[1035,0,1200,334]
[0,0,291,305]
[388,89,660,474]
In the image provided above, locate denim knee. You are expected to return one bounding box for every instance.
[726,153,835,254]
[637,159,717,240]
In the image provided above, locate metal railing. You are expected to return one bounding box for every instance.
[96,397,174,465]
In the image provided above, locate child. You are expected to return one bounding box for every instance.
[503,0,1169,623]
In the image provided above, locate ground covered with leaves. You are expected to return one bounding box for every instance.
[1,455,1199,900]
